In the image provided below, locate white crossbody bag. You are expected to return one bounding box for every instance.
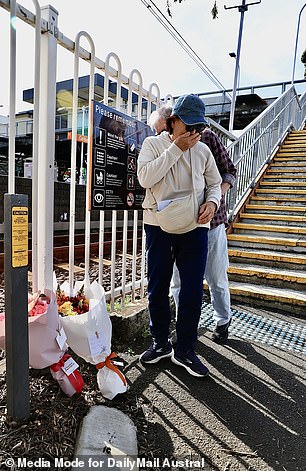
[153,150,199,234]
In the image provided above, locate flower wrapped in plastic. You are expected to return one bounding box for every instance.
[0,290,68,369]
[0,291,84,396]
[56,279,127,399]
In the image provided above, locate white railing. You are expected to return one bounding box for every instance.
[1,0,161,307]
[226,85,306,219]
[2,0,305,308]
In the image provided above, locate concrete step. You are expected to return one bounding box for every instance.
[227,234,306,253]
[277,145,306,150]
[228,262,306,291]
[245,204,306,215]
[263,175,306,181]
[267,168,306,173]
[259,181,306,188]
[232,222,306,237]
[250,196,306,205]
[255,189,306,198]
[228,247,306,270]
[227,281,306,315]
[239,212,306,226]
[273,157,306,165]
[270,162,306,167]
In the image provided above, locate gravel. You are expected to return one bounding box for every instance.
[0,264,305,471]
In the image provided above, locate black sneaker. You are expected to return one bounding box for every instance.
[171,350,209,378]
[212,319,231,344]
[140,340,173,364]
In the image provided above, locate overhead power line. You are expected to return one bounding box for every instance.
[140,0,231,97]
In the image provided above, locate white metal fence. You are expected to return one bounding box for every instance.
[1,0,162,310]
[2,0,306,310]
[226,86,306,219]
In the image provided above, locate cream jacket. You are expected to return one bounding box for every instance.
[137,131,222,228]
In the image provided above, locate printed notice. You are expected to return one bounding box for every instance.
[89,101,153,210]
[11,206,28,268]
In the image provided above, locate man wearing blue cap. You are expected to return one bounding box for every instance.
[137,94,222,378]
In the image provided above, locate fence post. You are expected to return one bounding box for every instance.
[37,5,58,291]
[4,194,30,419]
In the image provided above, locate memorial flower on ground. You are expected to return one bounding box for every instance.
[56,284,90,316]
[28,292,50,317]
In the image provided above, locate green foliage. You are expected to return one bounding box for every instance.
[212,0,219,18]
[301,49,306,79]
[106,295,131,312]
[166,0,219,19]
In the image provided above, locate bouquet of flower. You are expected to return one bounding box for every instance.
[55,278,127,399]
[0,290,68,369]
[57,284,90,316]
[0,290,84,396]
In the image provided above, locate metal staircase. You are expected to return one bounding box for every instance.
[227,128,306,314]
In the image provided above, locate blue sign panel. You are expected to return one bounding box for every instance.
[90,101,153,210]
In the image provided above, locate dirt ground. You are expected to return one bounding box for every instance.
[0,300,305,471]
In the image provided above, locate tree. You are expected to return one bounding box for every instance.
[166,1,219,19]
[301,49,306,79]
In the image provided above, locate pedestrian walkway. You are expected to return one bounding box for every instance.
[199,302,306,354]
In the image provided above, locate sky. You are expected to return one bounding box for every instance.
[0,0,306,115]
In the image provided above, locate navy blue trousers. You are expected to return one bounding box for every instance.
[144,224,208,353]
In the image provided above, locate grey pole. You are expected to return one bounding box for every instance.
[225,0,261,132]
[291,3,306,85]
[4,193,30,419]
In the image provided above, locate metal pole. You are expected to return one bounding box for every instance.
[4,194,30,419]
[8,0,16,194]
[225,0,261,132]
[37,5,58,291]
[228,1,247,133]
[291,3,306,85]
[79,105,86,184]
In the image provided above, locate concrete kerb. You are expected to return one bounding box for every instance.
[109,298,149,351]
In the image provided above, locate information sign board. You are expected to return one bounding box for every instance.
[89,101,153,210]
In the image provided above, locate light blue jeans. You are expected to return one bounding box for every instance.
[171,223,232,327]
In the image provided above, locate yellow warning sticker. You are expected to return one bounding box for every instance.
[12,206,28,268]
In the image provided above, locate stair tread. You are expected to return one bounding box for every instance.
[240,212,306,222]
[260,181,306,186]
[228,282,306,303]
[227,233,306,246]
[228,262,306,280]
[228,247,306,263]
[233,222,306,234]
[256,189,306,194]
[251,196,306,202]
[245,204,306,212]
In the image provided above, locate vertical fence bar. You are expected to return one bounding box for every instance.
[30,0,41,293]
[103,52,122,309]
[8,0,16,194]
[37,5,58,291]
[126,69,144,304]
[68,31,95,294]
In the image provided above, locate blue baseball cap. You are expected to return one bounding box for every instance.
[172,94,208,125]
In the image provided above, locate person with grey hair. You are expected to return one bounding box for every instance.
[149,103,237,345]
[148,105,172,134]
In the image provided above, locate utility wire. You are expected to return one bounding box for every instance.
[141,0,231,98]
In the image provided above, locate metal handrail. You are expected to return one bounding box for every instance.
[226,85,306,220]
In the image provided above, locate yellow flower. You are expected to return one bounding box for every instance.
[58,301,75,316]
